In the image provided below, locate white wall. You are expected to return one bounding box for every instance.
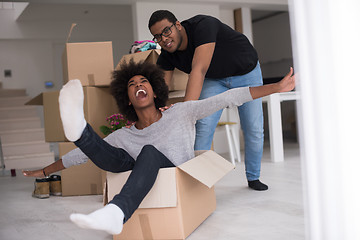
[219,8,235,29]
[132,2,220,41]
[0,40,54,97]
[0,4,133,97]
[253,12,293,78]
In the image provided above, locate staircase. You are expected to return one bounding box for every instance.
[0,84,55,170]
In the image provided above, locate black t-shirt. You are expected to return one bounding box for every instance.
[157,15,259,78]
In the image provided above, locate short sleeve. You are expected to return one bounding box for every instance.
[192,16,220,48]
[157,52,175,71]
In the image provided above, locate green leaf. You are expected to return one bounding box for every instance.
[99,125,112,136]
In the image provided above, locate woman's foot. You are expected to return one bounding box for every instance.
[70,204,125,235]
[59,79,87,141]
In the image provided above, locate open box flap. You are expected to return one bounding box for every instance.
[25,91,59,106]
[107,167,177,209]
[25,93,44,106]
[178,150,235,188]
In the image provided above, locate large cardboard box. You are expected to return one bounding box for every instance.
[116,49,188,91]
[59,142,105,196]
[62,41,114,86]
[25,86,119,142]
[167,90,185,106]
[106,150,234,240]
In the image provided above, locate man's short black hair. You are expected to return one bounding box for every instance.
[110,59,169,122]
[148,10,178,29]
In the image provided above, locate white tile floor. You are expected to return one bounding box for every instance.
[0,142,304,240]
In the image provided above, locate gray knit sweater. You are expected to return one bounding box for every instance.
[62,87,253,168]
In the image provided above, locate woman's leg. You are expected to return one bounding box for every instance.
[59,79,135,173]
[70,145,175,235]
[58,79,86,141]
[74,123,135,173]
[110,145,175,222]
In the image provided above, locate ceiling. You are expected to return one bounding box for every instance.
[16,3,132,21]
[9,0,288,23]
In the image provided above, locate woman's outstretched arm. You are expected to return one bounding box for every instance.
[186,67,296,121]
[22,158,65,178]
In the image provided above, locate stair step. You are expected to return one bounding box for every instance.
[0,106,38,120]
[2,141,52,156]
[0,128,45,143]
[3,152,55,170]
[0,89,27,97]
[0,96,31,107]
[0,117,41,131]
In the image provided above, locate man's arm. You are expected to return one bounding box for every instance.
[184,42,216,101]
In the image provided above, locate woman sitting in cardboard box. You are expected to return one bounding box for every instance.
[23,60,295,235]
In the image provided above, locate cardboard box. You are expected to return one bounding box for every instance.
[62,41,114,86]
[25,86,119,142]
[59,142,105,196]
[167,90,185,105]
[116,49,189,91]
[106,150,234,240]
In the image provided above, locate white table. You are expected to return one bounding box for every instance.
[262,92,299,162]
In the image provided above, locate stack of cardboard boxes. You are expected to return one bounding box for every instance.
[26,41,234,239]
[26,42,189,196]
[27,41,117,196]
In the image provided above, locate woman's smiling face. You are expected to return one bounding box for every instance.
[127,75,156,109]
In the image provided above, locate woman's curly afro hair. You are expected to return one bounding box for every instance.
[110,59,169,122]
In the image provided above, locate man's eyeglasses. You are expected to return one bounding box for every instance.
[152,24,175,43]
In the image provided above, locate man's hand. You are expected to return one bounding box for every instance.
[124,122,135,129]
[159,104,174,112]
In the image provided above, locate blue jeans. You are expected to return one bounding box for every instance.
[74,124,175,222]
[195,62,264,181]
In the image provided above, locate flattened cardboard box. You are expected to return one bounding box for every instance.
[106,150,234,240]
[62,41,114,86]
[59,142,105,196]
[25,86,119,142]
[117,49,188,91]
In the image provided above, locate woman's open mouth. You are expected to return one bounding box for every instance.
[136,89,147,99]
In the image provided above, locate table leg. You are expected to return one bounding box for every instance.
[267,94,284,162]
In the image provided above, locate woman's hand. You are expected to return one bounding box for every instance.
[22,169,45,178]
[249,67,296,100]
[277,67,296,93]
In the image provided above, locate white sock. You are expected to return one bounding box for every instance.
[59,79,87,142]
[70,204,125,235]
